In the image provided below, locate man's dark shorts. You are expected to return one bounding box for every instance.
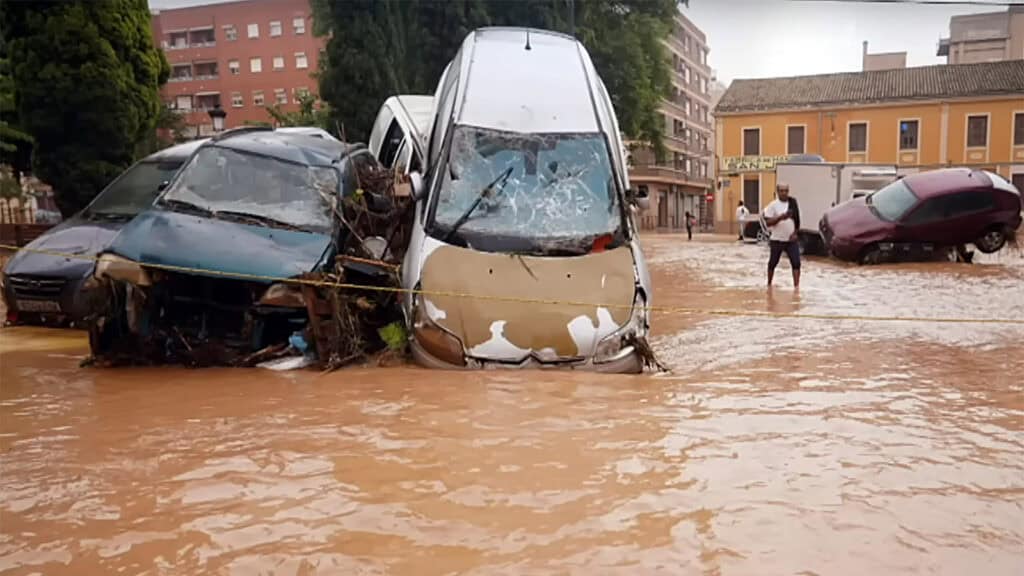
[768,240,801,271]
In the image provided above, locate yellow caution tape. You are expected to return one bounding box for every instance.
[2,242,1023,326]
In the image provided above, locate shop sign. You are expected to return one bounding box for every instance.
[721,154,794,173]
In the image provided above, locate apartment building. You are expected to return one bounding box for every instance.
[937,6,1024,64]
[150,0,323,135]
[631,11,715,232]
[712,60,1024,233]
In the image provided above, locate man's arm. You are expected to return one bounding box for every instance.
[764,209,789,226]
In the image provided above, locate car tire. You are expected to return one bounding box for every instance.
[974,227,1006,254]
[756,228,767,244]
[859,245,884,265]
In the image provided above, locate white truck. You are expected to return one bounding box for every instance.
[774,161,898,254]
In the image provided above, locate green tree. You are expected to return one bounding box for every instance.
[312,0,490,141]
[265,91,332,130]
[4,0,168,217]
[312,0,676,152]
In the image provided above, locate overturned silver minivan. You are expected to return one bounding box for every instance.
[393,28,654,373]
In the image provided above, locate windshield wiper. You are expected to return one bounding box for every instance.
[443,167,514,242]
[212,210,306,232]
[160,198,213,216]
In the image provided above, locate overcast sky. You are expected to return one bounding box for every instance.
[149,0,1016,84]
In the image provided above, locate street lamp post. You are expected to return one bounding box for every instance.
[207,104,227,133]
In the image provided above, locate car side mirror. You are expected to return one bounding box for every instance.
[410,171,426,202]
[628,187,650,211]
[157,181,170,192]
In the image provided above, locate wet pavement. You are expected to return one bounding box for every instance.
[1,235,1022,575]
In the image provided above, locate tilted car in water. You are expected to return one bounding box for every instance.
[382,28,655,373]
[88,129,393,365]
[1,139,207,325]
[820,168,1022,264]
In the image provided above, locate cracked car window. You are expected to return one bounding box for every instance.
[163,146,338,232]
[434,127,622,240]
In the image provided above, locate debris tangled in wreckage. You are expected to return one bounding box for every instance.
[85,162,413,370]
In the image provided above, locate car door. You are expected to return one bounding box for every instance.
[901,191,995,246]
[899,196,951,245]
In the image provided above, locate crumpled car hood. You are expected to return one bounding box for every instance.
[3,216,121,278]
[419,243,636,363]
[106,209,332,282]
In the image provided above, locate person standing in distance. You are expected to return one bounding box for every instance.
[762,183,801,288]
[735,200,749,241]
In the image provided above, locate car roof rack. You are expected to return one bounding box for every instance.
[211,125,275,142]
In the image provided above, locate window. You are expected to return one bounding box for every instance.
[1014,113,1024,146]
[683,66,690,83]
[684,99,691,115]
[175,95,192,111]
[743,127,760,156]
[379,119,407,169]
[871,180,919,222]
[787,126,805,155]
[223,25,237,41]
[700,77,707,94]
[293,86,310,103]
[899,120,919,150]
[247,23,259,38]
[743,177,760,212]
[274,89,287,104]
[967,115,987,147]
[273,56,284,70]
[250,57,262,73]
[1012,174,1024,193]
[270,21,282,37]
[228,60,240,75]
[293,16,306,34]
[295,52,308,69]
[685,158,692,173]
[231,92,243,108]
[849,122,867,152]
[253,90,264,106]
[905,191,994,225]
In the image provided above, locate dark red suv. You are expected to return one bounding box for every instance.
[820,169,1022,264]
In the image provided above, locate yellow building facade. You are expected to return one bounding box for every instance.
[713,60,1024,232]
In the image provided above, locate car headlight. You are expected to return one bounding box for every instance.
[594,291,648,364]
[412,292,465,366]
[95,254,152,286]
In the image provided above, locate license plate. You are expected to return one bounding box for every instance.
[16,299,62,313]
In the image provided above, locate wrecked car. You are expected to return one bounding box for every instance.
[392,28,655,373]
[1,139,207,326]
[820,168,1022,264]
[88,128,406,367]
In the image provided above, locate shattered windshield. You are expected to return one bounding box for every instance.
[87,161,184,216]
[161,146,338,232]
[431,127,623,248]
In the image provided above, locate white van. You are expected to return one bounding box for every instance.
[368,95,434,175]
[379,27,654,373]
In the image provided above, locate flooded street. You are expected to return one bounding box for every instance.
[2,236,1022,575]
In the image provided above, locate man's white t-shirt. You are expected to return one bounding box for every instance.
[763,199,796,242]
[736,205,749,221]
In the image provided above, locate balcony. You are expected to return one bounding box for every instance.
[628,164,712,188]
[164,29,216,50]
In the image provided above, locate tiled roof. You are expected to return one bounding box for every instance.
[714,60,1024,114]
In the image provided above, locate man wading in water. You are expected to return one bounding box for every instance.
[762,182,801,288]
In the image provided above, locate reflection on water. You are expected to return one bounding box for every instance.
[1,236,1022,575]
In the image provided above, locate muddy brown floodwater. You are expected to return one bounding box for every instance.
[2,236,1023,575]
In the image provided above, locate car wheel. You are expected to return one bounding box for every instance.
[756,228,767,244]
[860,245,884,265]
[974,228,1006,254]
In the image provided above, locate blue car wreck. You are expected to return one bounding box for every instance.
[88,129,409,367]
